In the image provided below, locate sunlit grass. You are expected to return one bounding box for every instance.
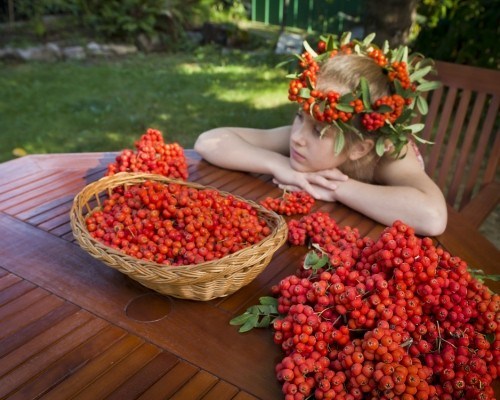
[0,48,297,162]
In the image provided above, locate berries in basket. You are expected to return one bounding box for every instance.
[70,172,288,301]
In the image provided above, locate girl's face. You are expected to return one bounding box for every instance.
[289,110,348,172]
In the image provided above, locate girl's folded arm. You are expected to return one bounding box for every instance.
[194,126,291,174]
[332,147,448,236]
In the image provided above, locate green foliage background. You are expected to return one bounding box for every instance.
[414,0,499,69]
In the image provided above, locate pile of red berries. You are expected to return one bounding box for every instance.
[269,215,499,399]
[85,180,272,266]
[106,128,189,180]
[260,191,315,216]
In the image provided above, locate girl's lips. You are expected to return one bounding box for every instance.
[290,148,305,162]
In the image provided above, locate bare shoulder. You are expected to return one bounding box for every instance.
[374,143,433,188]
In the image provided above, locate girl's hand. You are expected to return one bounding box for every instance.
[273,180,339,202]
[272,168,348,201]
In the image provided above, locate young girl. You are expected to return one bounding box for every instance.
[194,33,447,236]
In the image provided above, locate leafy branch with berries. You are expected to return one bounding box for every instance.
[231,212,499,399]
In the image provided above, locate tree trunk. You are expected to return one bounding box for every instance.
[363,0,419,46]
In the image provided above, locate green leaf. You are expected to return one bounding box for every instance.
[394,46,405,62]
[469,267,500,282]
[406,123,425,134]
[303,40,318,57]
[239,314,258,332]
[319,125,330,139]
[326,35,337,51]
[338,120,362,138]
[306,76,315,90]
[376,105,393,113]
[335,103,354,112]
[340,31,352,46]
[304,251,320,268]
[412,134,434,145]
[298,88,311,98]
[314,255,329,270]
[382,40,389,54]
[339,93,356,103]
[230,296,280,333]
[354,43,361,55]
[393,79,404,96]
[259,296,278,306]
[416,95,429,115]
[257,315,271,328]
[375,137,386,156]
[257,304,277,314]
[395,108,414,124]
[402,46,408,64]
[359,77,371,110]
[334,130,345,154]
[410,66,433,82]
[417,81,442,92]
[275,59,295,69]
[230,313,251,325]
[362,32,376,46]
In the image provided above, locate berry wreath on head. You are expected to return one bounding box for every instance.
[286,32,442,158]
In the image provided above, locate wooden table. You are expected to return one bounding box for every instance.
[0,151,498,400]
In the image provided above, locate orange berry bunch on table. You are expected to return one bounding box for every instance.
[287,32,441,157]
[260,190,315,216]
[106,128,189,180]
[85,181,272,266]
[265,219,499,400]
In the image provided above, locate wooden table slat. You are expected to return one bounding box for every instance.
[70,342,162,400]
[200,381,240,400]
[169,370,220,400]
[39,334,145,399]
[104,351,179,400]
[0,316,108,398]
[136,361,200,399]
[5,324,127,400]
[0,271,23,292]
[0,301,81,359]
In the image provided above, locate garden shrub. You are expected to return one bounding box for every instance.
[414,0,499,69]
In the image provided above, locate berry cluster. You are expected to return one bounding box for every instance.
[368,48,388,67]
[106,128,189,180]
[361,94,406,132]
[389,61,413,90]
[85,181,272,265]
[260,191,316,216]
[268,219,499,399]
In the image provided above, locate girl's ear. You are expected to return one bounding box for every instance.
[349,139,375,161]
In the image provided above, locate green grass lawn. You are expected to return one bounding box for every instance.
[0,46,297,162]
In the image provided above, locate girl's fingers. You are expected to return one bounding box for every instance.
[317,169,349,181]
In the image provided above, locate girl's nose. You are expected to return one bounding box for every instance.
[291,124,307,146]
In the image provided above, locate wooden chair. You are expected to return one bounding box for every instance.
[416,61,499,229]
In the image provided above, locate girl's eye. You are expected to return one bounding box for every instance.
[295,110,304,120]
[314,124,327,136]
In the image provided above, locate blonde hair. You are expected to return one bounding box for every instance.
[317,55,391,182]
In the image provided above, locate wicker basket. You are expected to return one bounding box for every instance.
[70,172,288,301]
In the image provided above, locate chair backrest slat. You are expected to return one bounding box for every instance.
[418,61,499,213]
[436,89,471,190]
[426,87,458,176]
[447,92,487,204]
[460,95,499,209]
